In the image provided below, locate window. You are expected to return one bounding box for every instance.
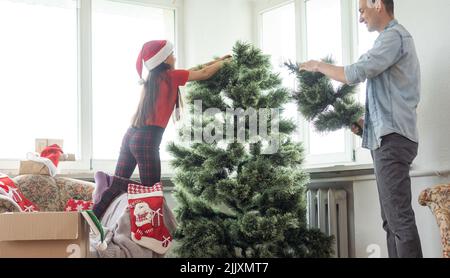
[355,10,379,107]
[354,2,378,163]
[304,0,351,165]
[92,0,175,161]
[257,0,375,168]
[260,2,301,142]
[0,0,178,174]
[0,0,78,159]
[261,2,296,90]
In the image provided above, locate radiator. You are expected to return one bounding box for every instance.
[307,188,349,258]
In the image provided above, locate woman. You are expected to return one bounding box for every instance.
[93,40,230,219]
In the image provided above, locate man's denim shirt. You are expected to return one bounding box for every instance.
[344,20,421,150]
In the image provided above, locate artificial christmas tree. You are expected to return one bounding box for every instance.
[285,58,364,136]
[168,41,333,258]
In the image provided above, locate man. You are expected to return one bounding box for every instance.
[300,0,422,258]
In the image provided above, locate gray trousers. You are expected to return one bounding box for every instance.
[371,133,423,258]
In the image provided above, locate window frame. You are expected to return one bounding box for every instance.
[350,0,377,165]
[256,0,372,169]
[0,0,183,178]
[1,0,374,176]
[0,0,82,171]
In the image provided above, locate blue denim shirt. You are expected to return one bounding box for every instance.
[344,20,421,150]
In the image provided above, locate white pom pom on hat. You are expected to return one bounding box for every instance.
[136,40,174,85]
[96,241,108,251]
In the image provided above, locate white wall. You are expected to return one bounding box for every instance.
[182,0,255,67]
[352,0,450,258]
[353,176,446,258]
[397,0,450,171]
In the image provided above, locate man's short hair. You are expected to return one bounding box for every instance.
[382,0,394,15]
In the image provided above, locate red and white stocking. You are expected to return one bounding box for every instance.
[128,183,172,254]
[0,174,39,212]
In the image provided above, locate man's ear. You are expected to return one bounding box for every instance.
[375,0,382,11]
[367,0,382,10]
[376,2,382,12]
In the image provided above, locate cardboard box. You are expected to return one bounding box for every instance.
[18,160,50,176]
[60,153,76,162]
[0,212,90,258]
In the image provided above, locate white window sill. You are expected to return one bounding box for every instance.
[305,163,374,173]
[1,160,375,180]
[305,163,375,182]
[5,162,445,184]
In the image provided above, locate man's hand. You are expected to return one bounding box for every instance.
[299,60,321,72]
[351,118,364,136]
[300,60,348,84]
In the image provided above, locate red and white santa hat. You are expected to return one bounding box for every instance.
[40,144,63,168]
[26,144,64,177]
[136,40,174,85]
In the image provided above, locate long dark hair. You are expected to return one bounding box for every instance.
[132,62,172,128]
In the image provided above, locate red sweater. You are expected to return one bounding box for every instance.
[145,69,190,128]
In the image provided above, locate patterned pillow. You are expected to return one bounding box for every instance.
[64,198,93,212]
[0,174,40,212]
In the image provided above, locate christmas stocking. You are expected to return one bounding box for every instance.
[0,173,39,212]
[128,183,172,254]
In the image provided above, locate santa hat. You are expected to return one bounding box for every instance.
[40,144,63,167]
[136,40,174,85]
[26,144,63,177]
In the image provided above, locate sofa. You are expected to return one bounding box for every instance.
[419,184,450,258]
[0,175,94,213]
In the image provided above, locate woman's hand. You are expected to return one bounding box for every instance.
[198,55,232,68]
[189,56,230,81]
[219,55,232,61]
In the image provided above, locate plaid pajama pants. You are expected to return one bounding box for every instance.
[93,126,165,218]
